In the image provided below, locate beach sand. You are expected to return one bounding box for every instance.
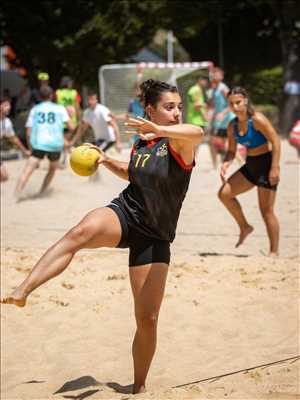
[1,140,299,399]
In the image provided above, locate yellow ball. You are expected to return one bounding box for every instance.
[69,145,100,176]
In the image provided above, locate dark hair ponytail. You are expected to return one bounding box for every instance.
[139,79,178,109]
[227,86,255,117]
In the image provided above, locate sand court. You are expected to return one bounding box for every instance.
[1,140,299,399]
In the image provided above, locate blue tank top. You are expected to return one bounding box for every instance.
[233,117,267,148]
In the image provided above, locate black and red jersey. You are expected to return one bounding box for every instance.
[111,137,194,242]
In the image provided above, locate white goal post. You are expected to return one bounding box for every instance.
[98,61,214,139]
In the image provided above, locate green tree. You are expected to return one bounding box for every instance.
[1,0,299,132]
[163,0,300,133]
[1,0,167,86]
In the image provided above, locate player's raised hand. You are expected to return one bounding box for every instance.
[125,117,159,141]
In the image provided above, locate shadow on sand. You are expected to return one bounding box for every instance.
[106,381,133,394]
[53,376,101,398]
[52,376,133,398]
[198,252,249,258]
[16,188,54,203]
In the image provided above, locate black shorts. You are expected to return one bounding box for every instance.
[239,152,277,191]
[107,203,170,267]
[212,128,227,138]
[92,139,115,152]
[32,149,61,162]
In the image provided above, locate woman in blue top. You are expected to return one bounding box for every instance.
[218,87,280,256]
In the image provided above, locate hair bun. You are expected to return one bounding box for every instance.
[139,79,178,108]
[140,79,156,93]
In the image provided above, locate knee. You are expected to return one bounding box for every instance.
[66,224,85,241]
[136,310,159,330]
[49,162,59,171]
[218,186,230,202]
[260,206,274,220]
[28,157,40,168]
[65,224,93,247]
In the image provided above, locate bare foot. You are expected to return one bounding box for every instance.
[39,187,54,196]
[1,289,27,307]
[268,252,279,257]
[235,225,254,248]
[132,384,146,394]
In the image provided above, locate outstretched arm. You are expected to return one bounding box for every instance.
[125,117,203,144]
[125,117,203,165]
[101,156,129,180]
[8,135,31,157]
[159,123,203,145]
[84,144,129,181]
[113,112,129,121]
[69,120,89,146]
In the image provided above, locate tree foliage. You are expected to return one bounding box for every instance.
[1,0,299,126]
[1,0,168,86]
[162,0,299,82]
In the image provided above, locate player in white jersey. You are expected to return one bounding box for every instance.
[69,91,122,181]
[15,86,74,197]
[0,97,31,182]
[70,91,122,152]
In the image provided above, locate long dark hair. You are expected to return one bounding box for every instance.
[139,79,178,110]
[227,86,255,117]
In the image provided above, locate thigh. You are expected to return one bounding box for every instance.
[130,263,169,314]
[47,151,61,162]
[24,156,41,170]
[222,170,255,197]
[129,236,170,267]
[49,160,59,170]
[31,149,45,160]
[74,206,123,248]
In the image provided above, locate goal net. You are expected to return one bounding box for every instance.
[98,62,214,140]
